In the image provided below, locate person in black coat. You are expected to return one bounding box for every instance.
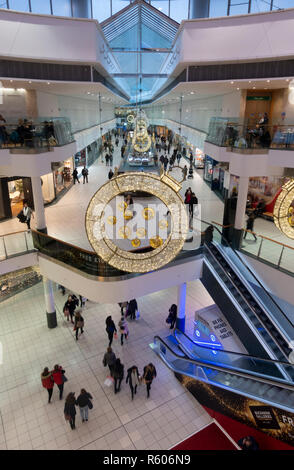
[166,304,177,329]
[63,295,77,324]
[126,366,140,400]
[108,169,114,180]
[105,316,117,347]
[113,358,124,394]
[244,212,257,241]
[64,392,77,430]
[72,168,80,184]
[76,389,93,422]
[127,299,138,320]
[238,436,259,450]
[189,192,198,217]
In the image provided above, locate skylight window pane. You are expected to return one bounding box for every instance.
[92,0,111,21]
[170,0,188,22]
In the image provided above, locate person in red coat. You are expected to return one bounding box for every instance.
[41,367,54,403]
[52,364,66,400]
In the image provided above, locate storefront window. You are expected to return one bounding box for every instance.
[8,179,24,217]
[54,158,74,196]
[41,173,55,204]
[204,156,215,182]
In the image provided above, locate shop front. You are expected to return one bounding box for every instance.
[0,176,34,220]
[53,158,74,198]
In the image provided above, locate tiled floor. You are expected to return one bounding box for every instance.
[0,279,214,450]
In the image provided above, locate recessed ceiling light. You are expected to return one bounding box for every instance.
[249,81,252,83]
[264,87,268,90]
[253,87,256,89]
[237,88,240,90]
[230,81,234,84]
[286,79,290,82]
[47,82,50,85]
[190,92,194,95]
[267,80,270,83]
[10,80,13,83]
[29,80,32,84]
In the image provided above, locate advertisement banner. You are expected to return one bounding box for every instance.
[175,374,294,447]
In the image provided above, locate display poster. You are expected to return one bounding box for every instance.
[175,374,294,446]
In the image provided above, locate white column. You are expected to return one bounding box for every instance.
[176,282,187,331]
[43,276,57,328]
[31,176,46,232]
[234,176,249,230]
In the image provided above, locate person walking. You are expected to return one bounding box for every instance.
[113,358,124,394]
[76,389,93,423]
[126,365,140,400]
[22,201,34,230]
[79,295,86,307]
[41,367,54,403]
[74,309,84,341]
[52,364,66,400]
[177,152,182,165]
[244,212,257,241]
[103,347,116,377]
[108,168,114,180]
[143,363,157,399]
[105,153,110,166]
[127,299,138,320]
[163,155,169,172]
[118,315,129,346]
[182,165,188,180]
[63,295,76,324]
[64,393,77,430]
[105,316,117,347]
[72,168,80,184]
[82,166,88,184]
[189,192,198,217]
[166,304,177,329]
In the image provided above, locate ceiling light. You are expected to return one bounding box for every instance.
[253,87,256,89]
[286,79,290,82]
[267,80,270,83]
[47,82,50,85]
[237,88,240,90]
[87,92,91,94]
[249,81,252,83]
[10,80,13,82]
[29,81,32,84]
[190,92,194,95]
[230,81,234,84]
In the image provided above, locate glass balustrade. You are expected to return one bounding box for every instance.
[205,118,294,151]
[0,117,74,151]
[0,230,34,260]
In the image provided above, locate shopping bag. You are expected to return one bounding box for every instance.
[62,375,68,383]
[88,399,93,410]
[114,332,118,340]
[136,310,140,319]
[104,376,114,387]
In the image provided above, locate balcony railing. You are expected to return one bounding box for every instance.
[0,117,74,151]
[205,119,294,151]
[0,230,35,261]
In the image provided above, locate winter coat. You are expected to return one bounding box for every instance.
[103,351,116,367]
[76,392,93,408]
[41,372,54,389]
[127,299,138,315]
[143,365,157,383]
[126,367,140,387]
[52,367,65,386]
[118,318,129,335]
[64,402,76,418]
[113,363,124,380]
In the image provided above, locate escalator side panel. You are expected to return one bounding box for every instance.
[201,262,272,360]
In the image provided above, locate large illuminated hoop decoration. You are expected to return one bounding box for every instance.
[85,172,188,273]
[132,112,152,153]
[273,179,294,239]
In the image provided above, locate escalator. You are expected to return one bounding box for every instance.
[197,220,294,372]
[152,332,294,413]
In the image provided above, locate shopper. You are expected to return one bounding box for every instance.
[22,201,34,230]
[108,168,114,180]
[177,152,182,165]
[244,213,257,241]
[204,225,214,244]
[105,316,117,347]
[182,165,188,180]
[184,188,192,205]
[64,393,77,430]
[126,365,140,400]
[76,389,93,422]
[79,295,87,307]
[118,315,129,346]
[72,168,80,184]
[163,155,169,171]
[109,153,113,166]
[143,363,157,399]
[127,299,138,320]
[166,304,177,329]
[113,358,124,394]
[105,153,110,166]
[41,367,54,403]
[189,192,198,217]
[82,166,88,184]
[52,364,66,400]
[103,347,116,377]
[74,309,84,341]
[63,295,76,324]
[238,435,259,450]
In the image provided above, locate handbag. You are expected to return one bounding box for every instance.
[63,308,70,318]
[136,310,140,319]
[104,377,114,387]
[88,399,93,410]
[77,320,84,328]
[64,414,71,421]
[62,375,68,383]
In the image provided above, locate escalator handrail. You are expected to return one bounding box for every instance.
[154,335,294,391]
[203,243,290,359]
[173,328,293,367]
[198,217,294,330]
